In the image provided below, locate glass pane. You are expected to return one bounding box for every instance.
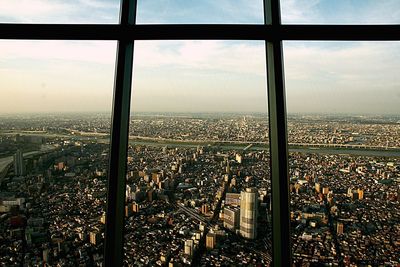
[136,0,264,24]
[281,0,400,24]
[284,41,400,266]
[124,40,271,265]
[0,40,116,265]
[0,0,120,24]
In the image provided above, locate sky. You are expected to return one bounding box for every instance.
[0,0,399,114]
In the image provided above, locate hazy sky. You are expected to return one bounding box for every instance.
[0,0,399,114]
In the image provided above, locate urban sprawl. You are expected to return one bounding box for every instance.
[0,113,399,266]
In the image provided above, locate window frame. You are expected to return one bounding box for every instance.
[0,0,399,266]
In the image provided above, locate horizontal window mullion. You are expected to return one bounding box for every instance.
[0,24,399,41]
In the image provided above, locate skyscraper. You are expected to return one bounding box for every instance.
[13,149,25,176]
[206,233,216,249]
[184,239,194,256]
[240,188,258,239]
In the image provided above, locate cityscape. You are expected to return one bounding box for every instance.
[0,113,399,266]
[0,0,399,266]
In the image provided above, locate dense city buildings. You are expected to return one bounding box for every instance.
[0,113,399,266]
[1,0,399,265]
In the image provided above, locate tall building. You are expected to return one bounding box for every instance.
[184,239,194,256]
[206,233,216,249]
[235,153,242,164]
[225,193,240,206]
[337,222,344,235]
[125,205,132,217]
[13,149,25,176]
[357,189,364,200]
[322,187,329,195]
[89,231,101,245]
[223,206,240,231]
[100,213,106,224]
[315,183,321,193]
[201,204,209,214]
[240,188,258,239]
[226,160,230,174]
[132,202,139,213]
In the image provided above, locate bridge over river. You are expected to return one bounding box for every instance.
[1,131,399,177]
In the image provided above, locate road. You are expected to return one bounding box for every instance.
[176,203,209,226]
[0,144,58,175]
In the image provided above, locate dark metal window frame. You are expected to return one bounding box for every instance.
[1,0,399,266]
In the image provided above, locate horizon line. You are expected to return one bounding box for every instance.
[0,111,399,117]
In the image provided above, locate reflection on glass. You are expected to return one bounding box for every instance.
[0,40,116,265]
[137,0,264,24]
[124,41,272,265]
[284,42,400,266]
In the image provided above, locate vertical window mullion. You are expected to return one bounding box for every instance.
[264,0,292,266]
[104,0,137,266]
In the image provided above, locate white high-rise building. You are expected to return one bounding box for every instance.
[240,188,258,239]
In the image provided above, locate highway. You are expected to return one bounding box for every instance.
[176,203,209,225]
[0,145,58,175]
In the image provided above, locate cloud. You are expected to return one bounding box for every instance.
[280,0,400,24]
[0,40,117,65]
[284,42,400,86]
[0,40,117,113]
[134,41,266,76]
[131,40,268,113]
[280,0,321,24]
[0,40,268,113]
[78,0,118,9]
[284,42,400,114]
[0,0,70,20]
[136,0,263,24]
[0,0,119,23]
[359,0,400,24]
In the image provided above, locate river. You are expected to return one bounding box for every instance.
[1,140,398,175]
[127,139,400,157]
